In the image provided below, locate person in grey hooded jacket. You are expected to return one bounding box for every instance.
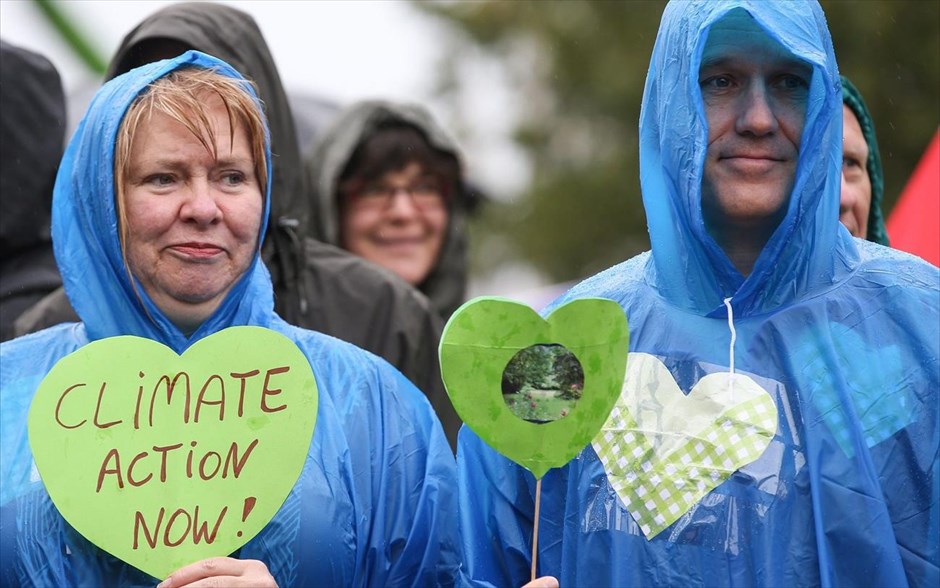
[305,100,477,322]
[11,1,462,450]
[0,41,66,341]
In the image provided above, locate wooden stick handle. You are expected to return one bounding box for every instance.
[531,477,542,582]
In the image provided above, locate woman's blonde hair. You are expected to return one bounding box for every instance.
[113,67,269,262]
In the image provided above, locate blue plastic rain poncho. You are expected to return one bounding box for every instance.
[0,51,458,587]
[457,2,940,587]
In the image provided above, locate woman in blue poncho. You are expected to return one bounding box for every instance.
[457,1,939,587]
[0,51,458,587]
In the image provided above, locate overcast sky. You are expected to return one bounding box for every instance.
[1,0,529,192]
[1,1,444,100]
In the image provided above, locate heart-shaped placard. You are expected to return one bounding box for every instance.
[593,352,777,538]
[440,297,628,479]
[27,326,317,580]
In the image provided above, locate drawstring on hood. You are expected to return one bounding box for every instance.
[723,296,739,398]
[723,296,736,376]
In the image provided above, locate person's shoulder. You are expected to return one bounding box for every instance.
[269,317,448,457]
[2,323,85,417]
[547,251,651,312]
[854,240,939,291]
[272,315,380,363]
[13,286,79,337]
[303,238,434,308]
[2,322,84,362]
[270,316,429,405]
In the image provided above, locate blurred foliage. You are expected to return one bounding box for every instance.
[502,344,584,395]
[416,0,940,284]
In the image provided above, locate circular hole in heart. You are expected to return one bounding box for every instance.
[501,343,584,424]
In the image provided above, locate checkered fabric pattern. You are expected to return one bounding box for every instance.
[593,394,778,538]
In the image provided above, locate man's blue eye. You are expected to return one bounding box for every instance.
[780,75,809,90]
[701,76,732,90]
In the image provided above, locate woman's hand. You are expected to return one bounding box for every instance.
[523,576,559,588]
[157,557,277,588]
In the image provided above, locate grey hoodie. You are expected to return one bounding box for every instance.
[0,41,65,341]
[306,100,471,321]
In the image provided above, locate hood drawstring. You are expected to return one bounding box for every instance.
[276,217,308,315]
[723,297,737,394]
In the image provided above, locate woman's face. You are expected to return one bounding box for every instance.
[122,94,263,334]
[339,161,449,286]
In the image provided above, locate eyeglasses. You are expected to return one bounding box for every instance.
[344,178,447,211]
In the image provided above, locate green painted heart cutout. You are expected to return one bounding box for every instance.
[593,352,777,538]
[440,297,628,479]
[27,326,317,580]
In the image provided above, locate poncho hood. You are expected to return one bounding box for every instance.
[52,50,274,353]
[841,75,889,246]
[306,100,469,319]
[106,1,309,242]
[641,0,852,317]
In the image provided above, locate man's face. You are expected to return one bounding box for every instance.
[699,11,812,242]
[840,105,872,239]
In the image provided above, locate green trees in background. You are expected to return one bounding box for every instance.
[417,0,940,285]
[502,344,584,396]
[503,345,553,394]
[502,343,584,423]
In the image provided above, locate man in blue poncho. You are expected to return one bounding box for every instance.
[0,51,458,586]
[457,1,939,587]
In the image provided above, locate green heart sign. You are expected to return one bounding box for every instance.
[27,326,317,580]
[440,297,628,478]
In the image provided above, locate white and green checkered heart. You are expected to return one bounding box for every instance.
[592,352,778,539]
